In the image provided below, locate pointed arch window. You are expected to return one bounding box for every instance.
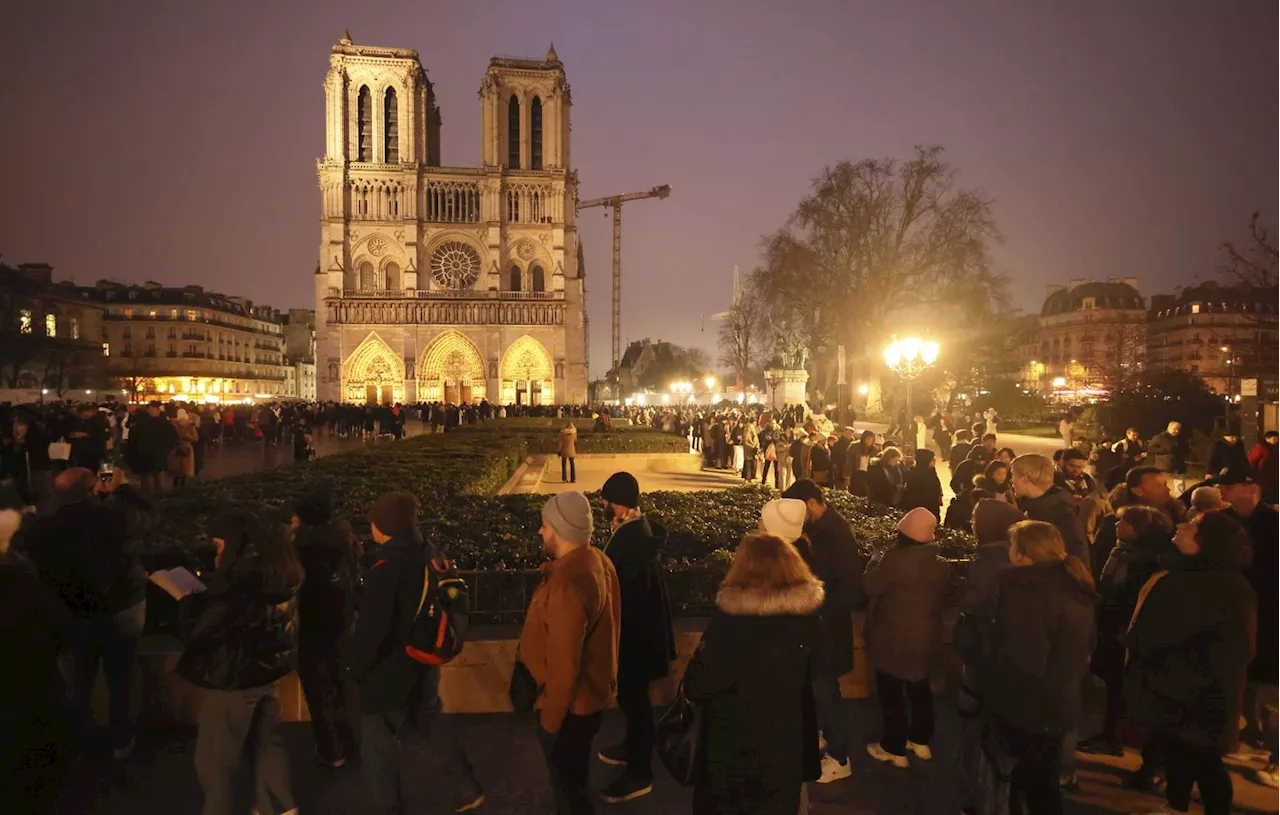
[507,95,521,169]
[531,264,545,293]
[357,86,372,161]
[530,96,543,170]
[509,266,522,292]
[384,87,399,162]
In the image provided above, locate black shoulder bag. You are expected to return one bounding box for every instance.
[655,683,705,785]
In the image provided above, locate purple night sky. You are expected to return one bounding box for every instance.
[1,0,1275,378]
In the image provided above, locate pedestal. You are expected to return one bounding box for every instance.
[766,368,809,408]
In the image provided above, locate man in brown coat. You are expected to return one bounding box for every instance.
[519,490,621,814]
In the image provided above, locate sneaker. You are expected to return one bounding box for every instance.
[599,774,653,803]
[1258,764,1280,788]
[597,744,628,766]
[817,753,854,783]
[865,743,908,770]
[112,737,136,760]
[906,741,933,761]
[1078,737,1124,756]
[454,788,486,812]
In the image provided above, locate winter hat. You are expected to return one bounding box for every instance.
[367,491,420,537]
[0,508,22,553]
[760,498,807,544]
[541,491,594,546]
[293,489,335,527]
[897,507,937,544]
[972,499,1026,545]
[601,471,640,509]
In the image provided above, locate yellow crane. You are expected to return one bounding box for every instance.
[576,184,671,373]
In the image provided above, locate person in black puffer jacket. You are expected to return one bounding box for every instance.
[290,489,361,768]
[177,510,302,815]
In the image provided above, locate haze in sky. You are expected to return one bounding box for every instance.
[1,0,1274,378]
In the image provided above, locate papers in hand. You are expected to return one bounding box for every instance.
[149,567,207,600]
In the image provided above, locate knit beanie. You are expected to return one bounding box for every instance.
[972,499,1026,545]
[601,471,640,509]
[367,491,420,537]
[542,491,594,546]
[760,498,807,544]
[897,507,937,544]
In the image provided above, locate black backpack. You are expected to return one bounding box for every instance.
[402,556,469,666]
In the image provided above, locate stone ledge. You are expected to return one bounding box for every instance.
[540,451,703,475]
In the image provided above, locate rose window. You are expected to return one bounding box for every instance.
[430,242,481,289]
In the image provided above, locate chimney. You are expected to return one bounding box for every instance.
[1124,277,1138,291]
[1068,278,1086,292]
[1045,284,1065,297]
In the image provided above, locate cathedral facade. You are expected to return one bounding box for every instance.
[315,36,587,405]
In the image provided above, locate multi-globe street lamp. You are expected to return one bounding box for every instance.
[883,337,940,455]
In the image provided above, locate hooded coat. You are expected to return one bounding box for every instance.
[684,578,823,815]
[863,535,951,682]
[604,515,676,684]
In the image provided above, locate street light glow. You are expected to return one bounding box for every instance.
[1053,376,1067,388]
[857,383,869,395]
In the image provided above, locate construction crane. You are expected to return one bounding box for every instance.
[576,184,671,373]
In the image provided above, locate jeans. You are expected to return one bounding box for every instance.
[361,669,477,815]
[1163,739,1232,814]
[68,600,146,750]
[875,671,934,756]
[194,682,294,815]
[538,711,602,815]
[813,669,850,762]
[761,459,779,488]
[560,456,576,483]
[296,636,354,764]
[617,674,654,778]
[997,721,1063,815]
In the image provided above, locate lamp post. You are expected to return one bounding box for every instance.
[766,373,781,408]
[883,337,940,455]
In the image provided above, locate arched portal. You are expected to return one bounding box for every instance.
[417,330,487,404]
[499,335,554,406]
[342,331,405,404]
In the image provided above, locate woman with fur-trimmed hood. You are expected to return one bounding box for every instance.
[683,533,823,815]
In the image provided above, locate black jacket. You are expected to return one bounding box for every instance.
[900,465,943,519]
[1229,504,1279,684]
[984,561,1097,735]
[1018,486,1091,572]
[1125,558,1256,752]
[1092,532,1172,678]
[866,460,903,507]
[1207,438,1249,476]
[798,507,866,675]
[684,579,823,815]
[0,551,73,724]
[23,497,147,617]
[347,528,449,713]
[604,516,676,684]
[1147,431,1188,473]
[295,520,361,645]
[176,554,300,690]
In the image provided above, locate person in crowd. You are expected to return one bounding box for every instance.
[684,532,823,815]
[1188,485,1228,519]
[595,473,676,804]
[290,490,360,769]
[1125,510,1257,815]
[1207,425,1249,477]
[808,431,832,488]
[557,421,577,484]
[1090,466,1184,580]
[68,403,108,473]
[22,467,147,760]
[1248,429,1278,504]
[742,418,759,481]
[1148,420,1189,485]
[948,429,975,473]
[1078,505,1175,759]
[1058,414,1075,449]
[900,448,943,520]
[1011,454,1091,570]
[845,430,877,496]
[982,521,1096,815]
[130,401,179,493]
[863,507,951,769]
[832,426,854,490]
[6,410,52,507]
[933,413,954,461]
[866,446,905,507]
[0,502,75,813]
[1055,448,1106,539]
[519,491,620,815]
[950,445,992,497]
[1111,427,1147,471]
[996,446,1017,466]
[789,426,811,483]
[777,427,795,491]
[348,491,485,814]
[170,408,198,488]
[780,479,866,783]
[1216,469,1280,786]
[176,510,302,815]
[975,459,1016,504]
[955,500,1025,682]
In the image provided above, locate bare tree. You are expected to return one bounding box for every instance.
[1091,319,1147,394]
[1220,212,1278,289]
[718,285,763,388]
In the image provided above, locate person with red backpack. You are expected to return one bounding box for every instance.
[347,491,484,814]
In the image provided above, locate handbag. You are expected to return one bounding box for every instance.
[509,657,540,712]
[655,684,705,786]
[765,443,776,462]
[48,441,72,461]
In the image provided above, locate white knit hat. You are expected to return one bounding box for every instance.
[760,498,807,544]
[898,507,937,544]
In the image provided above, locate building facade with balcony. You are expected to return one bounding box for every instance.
[283,309,318,400]
[0,262,108,396]
[1024,278,1146,395]
[1147,282,1279,395]
[314,37,587,405]
[80,281,288,402]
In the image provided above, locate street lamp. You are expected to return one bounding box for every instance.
[883,337,940,454]
[766,373,781,408]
